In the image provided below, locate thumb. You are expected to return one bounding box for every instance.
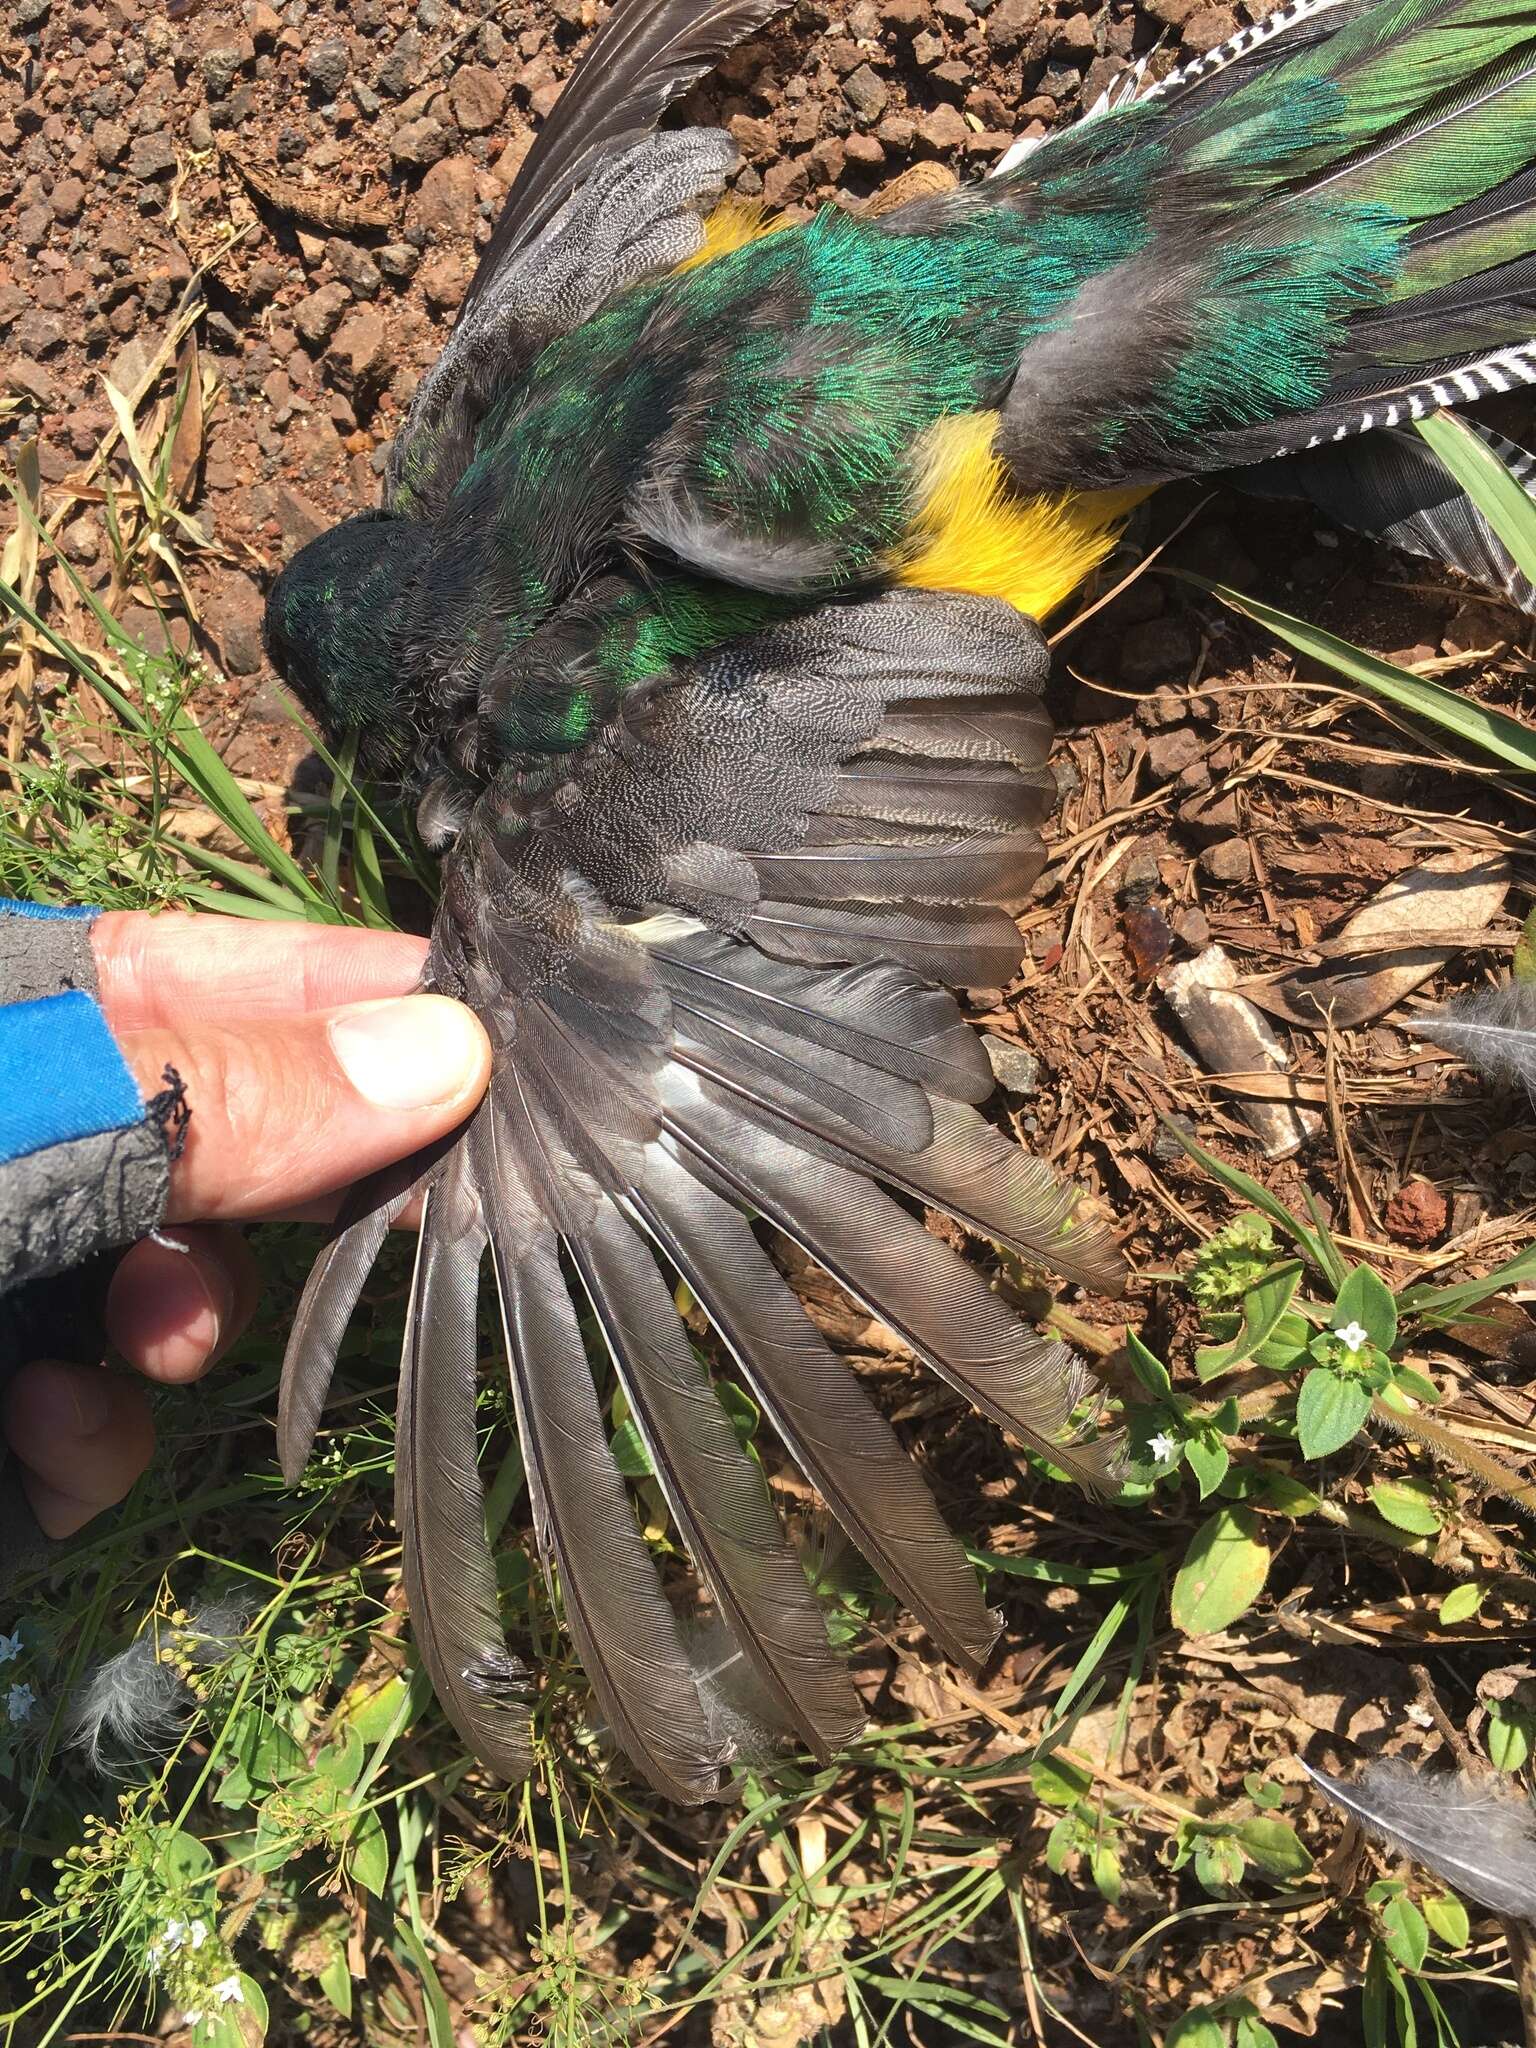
[116,995,493,1222]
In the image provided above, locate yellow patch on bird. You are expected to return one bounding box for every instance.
[675,197,795,271]
[899,411,1149,621]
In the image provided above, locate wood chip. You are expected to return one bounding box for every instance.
[216,139,394,233]
[1163,944,1324,1159]
[1246,852,1511,1029]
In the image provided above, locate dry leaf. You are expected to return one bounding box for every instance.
[1245,853,1511,1029]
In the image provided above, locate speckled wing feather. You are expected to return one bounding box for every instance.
[463,0,788,305]
[280,589,1125,1799]
[388,0,790,519]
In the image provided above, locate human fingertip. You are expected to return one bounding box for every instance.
[107,1237,236,1381]
[327,994,491,1114]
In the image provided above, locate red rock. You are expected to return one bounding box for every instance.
[6,357,57,407]
[449,65,506,135]
[914,103,969,154]
[728,112,775,154]
[986,0,1041,52]
[1183,4,1238,47]
[761,155,810,207]
[410,153,478,236]
[420,251,471,313]
[329,307,391,401]
[1385,1179,1449,1247]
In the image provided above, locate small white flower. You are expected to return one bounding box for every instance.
[0,1629,21,1665]
[1335,1320,1370,1353]
[182,2010,203,2029]
[213,1974,243,2006]
[1148,1432,1178,1464]
[6,1682,35,1724]
[163,1918,189,1952]
[189,1918,209,1952]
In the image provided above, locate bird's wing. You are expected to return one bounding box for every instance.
[387,0,786,518]
[464,0,787,309]
[280,588,1125,1800]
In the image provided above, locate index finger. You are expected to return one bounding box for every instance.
[93,911,431,1033]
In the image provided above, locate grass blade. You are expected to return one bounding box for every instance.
[1415,412,1536,589]
[1182,575,1536,774]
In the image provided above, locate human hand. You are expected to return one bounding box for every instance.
[2,911,492,1539]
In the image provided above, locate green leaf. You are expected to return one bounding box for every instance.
[1186,1434,1231,1500]
[1389,1365,1441,1406]
[1296,1367,1371,1460]
[342,1673,414,1745]
[1090,1842,1122,1903]
[1516,901,1536,982]
[1369,1478,1442,1537]
[1400,1239,1536,1324]
[1126,1329,1173,1397]
[1158,1120,1345,1285]
[1233,1815,1314,1879]
[1252,1310,1315,1372]
[156,1829,214,1884]
[1046,1813,1075,1874]
[348,1806,391,1899]
[1380,1892,1429,1974]
[1415,412,1536,589]
[1032,1755,1093,1808]
[1171,1505,1271,1635]
[1422,1891,1470,1951]
[1195,1264,1303,1381]
[319,1953,355,2020]
[717,1379,761,1455]
[392,1916,457,2048]
[1189,576,1536,777]
[1166,2009,1228,2048]
[1252,1469,1324,1516]
[1436,1583,1485,1626]
[1332,1267,1399,1353]
[314,1725,366,1790]
[609,1418,653,1479]
[1235,2016,1280,2048]
[1487,1703,1533,1773]
[1195,1831,1246,1895]
[231,1711,307,1793]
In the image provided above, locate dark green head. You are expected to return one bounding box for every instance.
[263,514,425,768]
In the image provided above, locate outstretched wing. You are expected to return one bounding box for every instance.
[280,590,1125,1801]
[387,0,786,519]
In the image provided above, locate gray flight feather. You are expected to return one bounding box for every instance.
[1307,1759,1536,1922]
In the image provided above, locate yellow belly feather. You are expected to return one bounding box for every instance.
[898,412,1148,622]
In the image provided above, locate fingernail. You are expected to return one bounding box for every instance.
[108,1241,231,1381]
[328,995,487,1112]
